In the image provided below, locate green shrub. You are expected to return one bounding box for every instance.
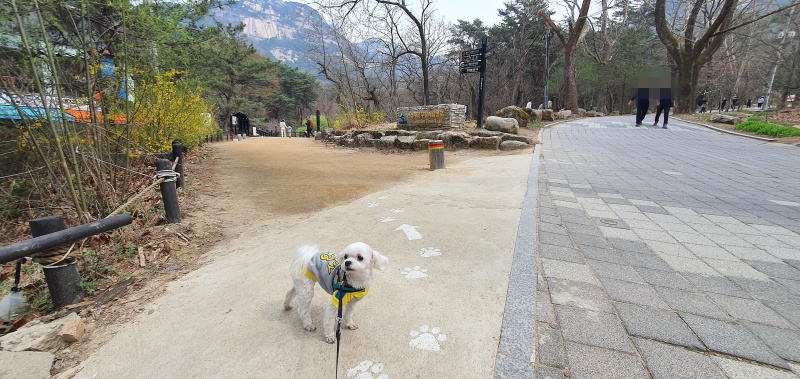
[735,120,800,137]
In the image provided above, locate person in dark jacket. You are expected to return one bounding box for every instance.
[628,79,650,127]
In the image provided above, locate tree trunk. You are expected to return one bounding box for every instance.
[564,45,579,112]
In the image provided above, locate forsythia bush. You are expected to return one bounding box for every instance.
[332,107,386,129]
[131,70,217,152]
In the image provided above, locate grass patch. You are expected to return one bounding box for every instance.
[735,120,800,137]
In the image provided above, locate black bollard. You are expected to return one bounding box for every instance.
[29,216,84,308]
[171,141,185,189]
[156,159,181,223]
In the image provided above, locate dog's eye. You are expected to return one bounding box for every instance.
[343,254,349,259]
[357,255,363,261]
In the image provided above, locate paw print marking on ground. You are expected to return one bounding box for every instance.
[378,196,388,200]
[401,266,428,279]
[390,208,404,213]
[367,202,379,208]
[409,325,447,351]
[419,247,441,258]
[347,360,388,379]
[379,217,395,223]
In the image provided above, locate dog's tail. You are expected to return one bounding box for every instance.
[290,244,319,279]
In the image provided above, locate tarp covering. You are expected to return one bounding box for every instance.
[0,104,76,122]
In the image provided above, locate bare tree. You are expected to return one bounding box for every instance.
[540,0,592,112]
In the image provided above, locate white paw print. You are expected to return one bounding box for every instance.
[347,360,388,379]
[401,266,428,279]
[419,247,441,258]
[409,325,447,351]
[379,217,395,223]
[367,202,379,208]
[378,196,388,200]
[390,208,404,213]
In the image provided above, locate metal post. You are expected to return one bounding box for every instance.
[29,216,84,308]
[477,38,487,128]
[171,141,184,189]
[544,26,551,109]
[156,159,181,223]
[315,110,321,133]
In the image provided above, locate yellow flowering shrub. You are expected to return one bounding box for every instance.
[332,107,386,129]
[130,70,217,153]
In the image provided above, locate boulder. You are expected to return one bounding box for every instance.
[469,136,502,149]
[502,134,535,144]
[576,108,587,117]
[558,110,572,119]
[396,135,417,149]
[469,130,503,137]
[417,130,442,140]
[530,110,542,122]
[500,140,532,151]
[541,109,556,121]
[437,131,471,150]
[610,111,620,116]
[485,116,519,134]
[412,139,431,151]
[710,114,740,125]
[495,105,531,128]
[0,313,81,352]
[378,135,398,149]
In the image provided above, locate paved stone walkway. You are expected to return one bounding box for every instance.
[533,115,800,378]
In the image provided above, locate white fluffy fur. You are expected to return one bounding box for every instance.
[283,242,388,343]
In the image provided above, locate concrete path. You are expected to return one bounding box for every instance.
[71,151,534,378]
[530,115,800,378]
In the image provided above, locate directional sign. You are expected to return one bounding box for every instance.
[462,48,481,56]
[460,61,481,69]
[461,54,482,62]
[396,224,422,240]
[461,67,481,73]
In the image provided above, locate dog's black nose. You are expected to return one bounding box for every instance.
[344,260,352,267]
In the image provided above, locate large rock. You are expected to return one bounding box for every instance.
[378,135,398,149]
[530,110,542,122]
[541,109,556,121]
[412,139,431,151]
[485,116,519,134]
[558,110,572,119]
[495,106,531,128]
[500,140,532,151]
[576,108,587,117]
[469,136,502,149]
[469,130,503,138]
[502,134,535,144]
[416,130,442,140]
[396,135,417,149]
[437,131,471,150]
[710,114,740,124]
[0,313,81,352]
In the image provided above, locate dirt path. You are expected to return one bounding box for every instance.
[50,135,525,376]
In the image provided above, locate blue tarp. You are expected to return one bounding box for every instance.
[0,104,76,122]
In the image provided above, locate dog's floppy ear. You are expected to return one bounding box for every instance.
[371,250,388,271]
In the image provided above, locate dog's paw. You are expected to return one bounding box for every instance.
[347,322,359,330]
[304,324,316,332]
[325,335,336,344]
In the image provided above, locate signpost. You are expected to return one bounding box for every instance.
[460,39,488,128]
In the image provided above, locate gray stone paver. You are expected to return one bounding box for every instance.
[527,116,800,378]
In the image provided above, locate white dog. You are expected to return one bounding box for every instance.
[283,242,388,343]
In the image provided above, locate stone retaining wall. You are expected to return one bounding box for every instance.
[323,128,534,151]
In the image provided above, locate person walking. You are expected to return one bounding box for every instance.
[653,85,673,129]
[279,119,287,137]
[628,78,650,127]
[720,96,728,112]
[698,98,707,113]
[731,96,739,111]
[287,124,293,137]
[747,98,752,109]
[525,99,533,109]
[757,96,764,109]
[305,117,314,138]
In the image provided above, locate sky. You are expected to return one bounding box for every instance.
[432,0,507,26]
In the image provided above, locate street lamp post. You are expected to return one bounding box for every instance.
[544,26,551,109]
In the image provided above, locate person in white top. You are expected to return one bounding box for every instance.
[525,99,533,109]
[279,119,287,137]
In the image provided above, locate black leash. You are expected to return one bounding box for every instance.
[332,269,365,379]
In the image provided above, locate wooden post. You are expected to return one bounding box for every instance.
[156,159,181,223]
[29,216,84,308]
[171,141,185,189]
